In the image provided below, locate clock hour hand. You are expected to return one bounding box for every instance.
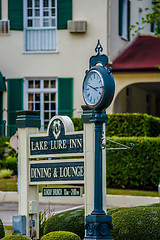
[87,83,97,91]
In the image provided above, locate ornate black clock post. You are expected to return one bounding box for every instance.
[82,40,115,239]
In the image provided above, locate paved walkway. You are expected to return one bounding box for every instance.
[0,202,83,225]
[0,192,159,225]
[0,191,159,208]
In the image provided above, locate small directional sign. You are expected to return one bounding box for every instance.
[42,187,82,197]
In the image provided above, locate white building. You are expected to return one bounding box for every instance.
[0,0,159,136]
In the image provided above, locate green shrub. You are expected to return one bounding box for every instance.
[1,236,31,240]
[4,156,18,175]
[0,218,5,239]
[72,114,160,137]
[41,231,81,240]
[5,141,17,159]
[44,209,85,239]
[107,207,124,216]
[106,137,160,190]
[111,206,160,240]
[105,113,160,137]
[0,169,13,178]
[71,118,83,131]
[0,137,8,161]
[39,209,54,239]
[0,160,4,169]
[149,203,160,207]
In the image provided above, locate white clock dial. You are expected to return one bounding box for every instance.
[83,70,104,107]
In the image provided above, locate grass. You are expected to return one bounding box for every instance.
[107,188,159,197]
[0,179,159,197]
[0,179,17,191]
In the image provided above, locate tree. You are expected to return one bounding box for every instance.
[130,0,160,37]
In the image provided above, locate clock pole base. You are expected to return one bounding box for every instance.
[84,213,114,240]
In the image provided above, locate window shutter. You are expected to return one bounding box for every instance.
[7,79,23,125]
[127,0,131,40]
[57,0,72,29]
[8,0,23,30]
[0,0,1,20]
[119,0,123,36]
[58,78,73,117]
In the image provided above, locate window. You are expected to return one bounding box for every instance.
[24,78,58,129]
[9,0,72,31]
[119,0,130,40]
[122,0,127,39]
[24,0,57,52]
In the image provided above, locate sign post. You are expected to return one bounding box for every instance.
[16,111,41,239]
[16,40,114,240]
[82,40,115,239]
[16,113,84,239]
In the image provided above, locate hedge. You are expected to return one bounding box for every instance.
[3,156,18,175]
[41,231,81,240]
[71,118,83,131]
[111,206,160,239]
[72,114,160,137]
[44,209,85,239]
[43,205,160,240]
[105,113,160,137]
[106,137,160,190]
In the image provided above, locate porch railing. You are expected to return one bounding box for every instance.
[0,121,17,138]
[0,123,48,138]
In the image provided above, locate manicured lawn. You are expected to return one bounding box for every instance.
[0,179,159,197]
[0,179,17,191]
[107,188,159,197]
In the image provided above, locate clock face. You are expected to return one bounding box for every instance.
[83,70,104,108]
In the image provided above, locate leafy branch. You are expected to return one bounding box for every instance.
[130,0,160,37]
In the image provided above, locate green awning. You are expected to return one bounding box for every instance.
[0,72,6,92]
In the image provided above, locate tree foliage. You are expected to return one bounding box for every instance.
[130,0,160,37]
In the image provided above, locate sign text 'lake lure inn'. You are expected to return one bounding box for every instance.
[29,116,84,158]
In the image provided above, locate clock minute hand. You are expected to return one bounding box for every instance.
[87,83,97,91]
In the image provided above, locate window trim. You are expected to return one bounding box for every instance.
[119,0,130,41]
[23,0,58,53]
[121,0,128,40]
[24,78,58,129]
[24,0,57,29]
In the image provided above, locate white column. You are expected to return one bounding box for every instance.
[17,111,40,240]
[2,0,8,20]
[84,122,95,216]
[18,127,39,239]
[83,114,106,216]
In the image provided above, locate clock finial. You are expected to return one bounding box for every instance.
[89,39,108,68]
[95,39,103,55]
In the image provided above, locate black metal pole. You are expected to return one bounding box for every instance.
[84,110,113,240]
[92,120,104,214]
